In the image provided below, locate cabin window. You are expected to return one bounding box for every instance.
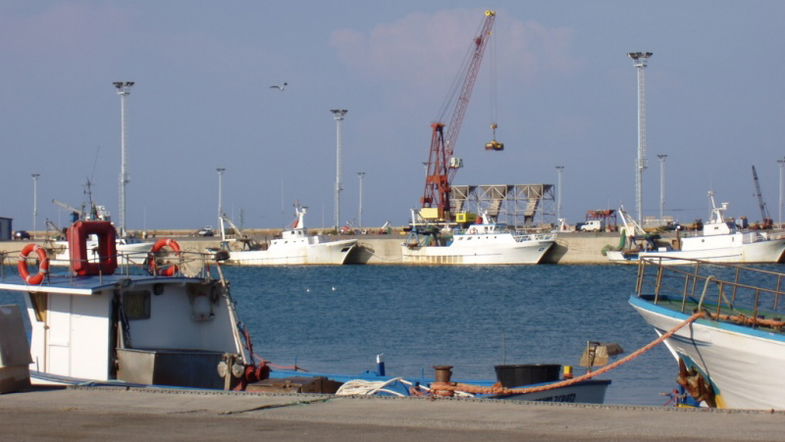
[123,290,151,320]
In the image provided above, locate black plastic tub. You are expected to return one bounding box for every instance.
[494,364,561,388]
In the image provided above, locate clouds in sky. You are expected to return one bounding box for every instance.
[329,9,577,91]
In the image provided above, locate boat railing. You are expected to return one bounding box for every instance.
[636,257,785,331]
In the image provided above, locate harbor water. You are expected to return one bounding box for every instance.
[1,264,680,405]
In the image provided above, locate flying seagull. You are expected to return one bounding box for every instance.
[270,82,288,91]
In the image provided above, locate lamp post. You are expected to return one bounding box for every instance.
[357,171,366,228]
[113,81,135,237]
[31,173,40,238]
[778,158,785,228]
[330,109,348,230]
[657,154,668,221]
[628,52,652,225]
[555,166,564,221]
[216,168,226,218]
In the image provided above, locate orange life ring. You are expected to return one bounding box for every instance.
[148,238,181,276]
[18,243,50,285]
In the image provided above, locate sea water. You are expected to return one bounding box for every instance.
[0,264,678,406]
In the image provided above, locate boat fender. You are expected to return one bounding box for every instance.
[18,244,49,285]
[148,238,182,276]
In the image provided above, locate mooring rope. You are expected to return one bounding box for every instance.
[431,310,706,396]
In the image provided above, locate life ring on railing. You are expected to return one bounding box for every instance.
[148,238,182,276]
[18,243,49,285]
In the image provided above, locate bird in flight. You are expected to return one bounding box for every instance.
[270,82,288,91]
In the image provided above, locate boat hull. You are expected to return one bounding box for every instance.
[267,369,609,404]
[609,238,785,265]
[49,241,153,266]
[227,239,357,265]
[629,295,785,410]
[401,240,553,265]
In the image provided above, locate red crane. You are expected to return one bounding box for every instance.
[420,10,496,221]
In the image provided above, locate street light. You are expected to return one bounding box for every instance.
[113,81,135,237]
[357,171,366,228]
[330,109,348,230]
[778,158,785,227]
[216,168,226,218]
[657,154,668,221]
[555,166,564,221]
[628,51,652,225]
[31,173,40,238]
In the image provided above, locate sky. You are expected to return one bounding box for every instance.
[1,1,784,231]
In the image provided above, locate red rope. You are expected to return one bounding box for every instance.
[432,311,705,396]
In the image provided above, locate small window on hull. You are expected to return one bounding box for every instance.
[123,290,151,320]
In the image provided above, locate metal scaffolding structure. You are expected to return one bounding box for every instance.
[450,184,555,227]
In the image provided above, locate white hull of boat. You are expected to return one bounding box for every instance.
[630,296,785,410]
[401,239,553,265]
[49,241,154,266]
[608,239,785,265]
[227,239,357,266]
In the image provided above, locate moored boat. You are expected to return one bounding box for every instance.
[629,257,785,409]
[608,192,785,265]
[223,206,357,266]
[401,209,556,265]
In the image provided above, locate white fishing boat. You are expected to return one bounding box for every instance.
[607,192,785,265]
[1,220,266,389]
[223,206,357,266]
[48,236,153,266]
[630,257,785,409]
[48,197,153,266]
[401,209,555,265]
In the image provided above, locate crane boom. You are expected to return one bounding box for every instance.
[52,199,83,217]
[421,10,496,220]
[752,165,771,222]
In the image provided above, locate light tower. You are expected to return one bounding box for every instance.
[357,171,366,228]
[113,81,135,237]
[657,154,667,220]
[216,168,226,218]
[555,166,564,221]
[778,158,785,227]
[330,109,348,230]
[31,173,40,238]
[628,51,652,225]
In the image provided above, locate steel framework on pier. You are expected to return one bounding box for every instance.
[450,184,555,227]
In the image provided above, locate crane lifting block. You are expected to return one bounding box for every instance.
[485,140,504,151]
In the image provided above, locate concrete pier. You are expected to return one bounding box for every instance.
[1,386,783,441]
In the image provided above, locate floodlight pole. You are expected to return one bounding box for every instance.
[657,154,667,220]
[778,158,785,227]
[555,166,564,221]
[216,168,226,218]
[330,109,348,230]
[357,171,366,228]
[31,173,40,238]
[628,52,652,225]
[114,81,135,237]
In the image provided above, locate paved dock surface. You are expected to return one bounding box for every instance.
[1,386,783,441]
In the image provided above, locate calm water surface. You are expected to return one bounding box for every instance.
[1,264,681,405]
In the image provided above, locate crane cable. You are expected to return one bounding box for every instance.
[489,23,498,137]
